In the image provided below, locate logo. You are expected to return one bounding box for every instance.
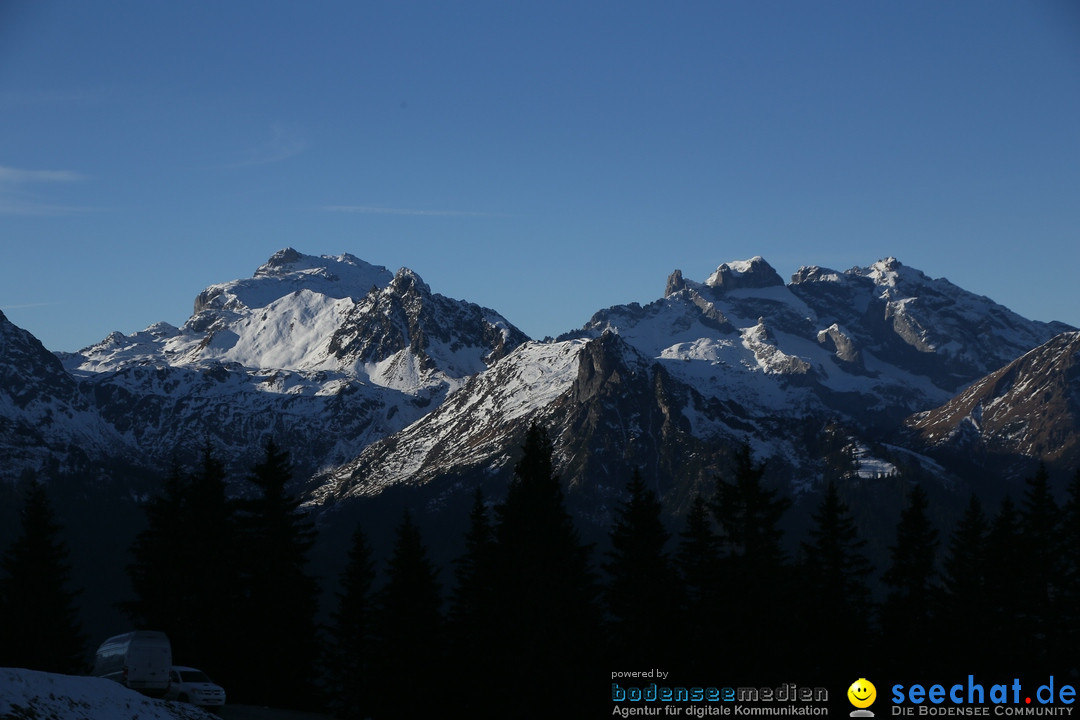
[848,678,877,717]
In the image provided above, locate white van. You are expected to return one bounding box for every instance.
[92,631,172,696]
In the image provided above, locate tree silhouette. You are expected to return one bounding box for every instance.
[1016,464,1063,671]
[447,489,500,718]
[709,443,791,678]
[325,523,376,720]
[937,493,990,667]
[125,446,243,684]
[371,510,443,719]
[798,481,872,675]
[234,439,320,708]
[0,479,85,673]
[603,468,679,665]
[674,493,721,675]
[880,484,938,668]
[488,422,600,711]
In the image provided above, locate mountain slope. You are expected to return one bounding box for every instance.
[0,309,125,476]
[570,257,1070,429]
[46,249,527,476]
[906,331,1080,473]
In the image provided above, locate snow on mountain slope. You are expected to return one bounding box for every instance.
[66,248,525,398]
[0,668,216,720]
[570,256,1071,427]
[907,331,1080,468]
[41,249,530,475]
[0,310,125,477]
[311,339,586,502]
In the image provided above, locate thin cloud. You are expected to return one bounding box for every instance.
[324,205,505,217]
[0,166,85,184]
[226,124,308,168]
[0,164,90,216]
[0,301,60,310]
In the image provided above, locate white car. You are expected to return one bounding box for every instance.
[164,666,226,710]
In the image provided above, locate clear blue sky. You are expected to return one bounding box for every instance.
[2,0,1078,352]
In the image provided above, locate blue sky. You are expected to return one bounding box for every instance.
[1,1,1078,352]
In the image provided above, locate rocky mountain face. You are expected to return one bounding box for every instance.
[906,331,1080,477]
[2,249,526,479]
[0,310,124,476]
[2,250,1076,509]
[313,256,1075,518]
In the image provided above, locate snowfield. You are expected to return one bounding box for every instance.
[0,667,217,720]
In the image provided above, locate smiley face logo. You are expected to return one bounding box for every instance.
[848,678,876,709]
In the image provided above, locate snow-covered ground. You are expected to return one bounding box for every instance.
[0,667,216,720]
[0,668,332,720]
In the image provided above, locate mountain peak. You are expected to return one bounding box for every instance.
[390,267,431,296]
[705,256,784,291]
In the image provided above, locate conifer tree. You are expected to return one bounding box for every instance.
[1059,469,1080,667]
[234,439,320,708]
[709,443,791,678]
[124,447,240,683]
[711,443,789,570]
[448,489,499,717]
[489,422,601,711]
[984,496,1025,666]
[0,479,85,673]
[326,523,376,720]
[880,484,938,667]
[124,462,189,634]
[603,468,678,664]
[674,493,721,674]
[1016,464,1062,671]
[371,510,443,719]
[798,482,872,675]
[937,494,990,666]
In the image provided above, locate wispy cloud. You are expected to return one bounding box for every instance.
[0,164,90,216]
[226,123,308,168]
[0,301,60,310]
[0,165,85,184]
[324,205,504,217]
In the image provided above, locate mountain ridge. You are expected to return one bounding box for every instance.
[2,249,1076,505]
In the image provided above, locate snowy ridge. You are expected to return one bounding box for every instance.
[310,339,586,501]
[907,331,1080,466]
[27,249,528,477]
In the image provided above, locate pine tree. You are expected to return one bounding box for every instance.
[0,479,85,673]
[124,462,189,634]
[1059,469,1080,670]
[447,489,499,718]
[674,494,721,675]
[326,523,376,720]
[711,443,789,569]
[709,443,792,678]
[937,494,990,667]
[984,496,1025,667]
[880,484,938,668]
[124,447,241,683]
[234,439,320,708]
[798,482,872,675]
[370,510,443,720]
[603,468,678,664]
[488,422,601,711]
[1016,464,1062,671]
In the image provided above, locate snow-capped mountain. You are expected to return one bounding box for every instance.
[2,249,1073,500]
[574,257,1070,428]
[4,249,527,478]
[0,309,125,476]
[310,256,1074,512]
[906,331,1080,475]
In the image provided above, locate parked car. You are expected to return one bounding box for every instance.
[92,631,172,697]
[164,666,226,710]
